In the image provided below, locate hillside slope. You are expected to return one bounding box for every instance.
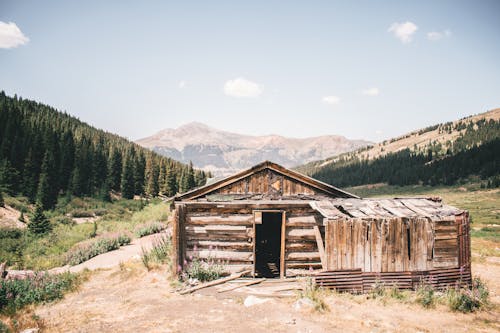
[0,92,205,208]
[297,108,500,188]
[136,122,371,176]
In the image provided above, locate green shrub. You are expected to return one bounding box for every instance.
[140,234,171,271]
[52,216,75,226]
[70,210,94,218]
[64,232,131,265]
[0,272,80,314]
[134,222,166,237]
[446,277,489,313]
[416,284,435,308]
[369,280,386,299]
[93,209,107,216]
[0,320,9,333]
[0,229,25,268]
[299,276,329,312]
[182,257,225,283]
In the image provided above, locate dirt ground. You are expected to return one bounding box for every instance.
[33,260,499,333]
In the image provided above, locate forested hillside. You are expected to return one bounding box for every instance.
[0,92,209,209]
[298,110,500,188]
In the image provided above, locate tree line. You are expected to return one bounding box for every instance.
[0,92,210,210]
[306,118,500,188]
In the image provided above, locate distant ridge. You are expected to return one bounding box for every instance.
[136,122,371,176]
[296,108,500,188]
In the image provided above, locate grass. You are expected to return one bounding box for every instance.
[140,234,171,271]
[299,277,330,312]
[0,195,171,270]
[360,276,490,313]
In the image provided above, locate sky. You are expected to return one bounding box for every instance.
[0,1,499,142]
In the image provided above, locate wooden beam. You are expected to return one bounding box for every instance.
[179,270,251,295]
[218,278,266,293]
[313,225,327,270]
[280,211,286,279]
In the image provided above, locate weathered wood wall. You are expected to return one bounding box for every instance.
[173,202,469,277]
[175,203,325,275]
[324,214,467,272]
[212,169,318,196]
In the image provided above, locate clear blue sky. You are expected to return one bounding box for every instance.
[1,1,499,141]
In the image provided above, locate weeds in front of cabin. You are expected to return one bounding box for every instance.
[444,277,490,313]
[180,246,225,283]
[140,233,171,271]
[299,277,329,312]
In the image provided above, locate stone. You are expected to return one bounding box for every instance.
[243,295,271,307]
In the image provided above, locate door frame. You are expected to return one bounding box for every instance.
[252,210,286,279]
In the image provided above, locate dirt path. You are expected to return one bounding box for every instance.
[49,233,163,274]
[35,261,499,333]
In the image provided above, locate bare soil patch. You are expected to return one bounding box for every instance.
[0,205,27,229]
[34,261,499,333]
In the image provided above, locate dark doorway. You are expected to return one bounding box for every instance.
[255,212,282,278]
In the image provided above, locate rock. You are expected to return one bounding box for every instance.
[188,278,199,286]
[21,328,39,333]
[293,297,315,311]
[243,295,271,307]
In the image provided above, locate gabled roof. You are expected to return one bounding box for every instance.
[175,160,358,201]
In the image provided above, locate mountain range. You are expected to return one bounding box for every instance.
[136,122,371,176]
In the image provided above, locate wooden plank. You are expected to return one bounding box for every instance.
[280,211,287,278]
[187,250,253,262]
[179,205,186,271]
[187,215,254,226]
[363,221,370,272]
[180,270,252,295]
[172,205,180,275]
[218,278,266,293]
[313,225,327,269]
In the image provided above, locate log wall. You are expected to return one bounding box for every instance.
[173,202,469,277]
[176,203,325,275]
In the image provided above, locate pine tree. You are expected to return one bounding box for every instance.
[121,152,135,199]
[158,159,167,196]
[19,211,25,223]
[165,164,177,196]
[186,161,196,190]
[22,149,38,202]
[29,204,52,235]
[0,190,4,207]
[144,154,159,197]
[36,150,57,210]
[107,148,122,192]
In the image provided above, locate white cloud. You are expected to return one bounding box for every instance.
[322,95,340,105]
[224,77,262,98]
[362,87,379,96]
[178,80,187,89]
[375,130,383,135]
[388,21,418,43]
[0,21,29,49]
[427,29,451,41]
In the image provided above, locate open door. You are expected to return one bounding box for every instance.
[253,211,286,278]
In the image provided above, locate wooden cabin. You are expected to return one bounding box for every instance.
[172,161,471,290]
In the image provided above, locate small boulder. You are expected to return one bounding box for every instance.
[293,297,315,311]
[243,295,271,307]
